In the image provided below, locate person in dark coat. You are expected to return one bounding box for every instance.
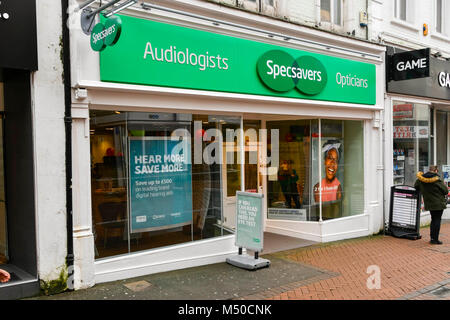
[278,160,301,209]
[414,165,448,244]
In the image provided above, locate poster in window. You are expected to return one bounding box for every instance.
[312,139,343,204]
[128,137,192,233]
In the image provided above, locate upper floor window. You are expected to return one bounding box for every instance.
[394,0,407,21]
[394,0,416,24]
[241,0,275,13]
[436,0,446,34]
[320,0,342,26]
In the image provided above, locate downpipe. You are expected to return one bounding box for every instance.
[61,0,74,291]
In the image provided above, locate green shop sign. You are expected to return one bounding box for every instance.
[257,50,328,95]
[90,16,122,52]
[100,15,376,105]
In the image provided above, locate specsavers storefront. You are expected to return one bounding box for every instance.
[70,3,385,287]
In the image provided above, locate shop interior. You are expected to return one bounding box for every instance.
[392,101,430,186]
[267,119,364,222]
[90,111,366,259]
[90,111,242,259]
[392,100,450,203]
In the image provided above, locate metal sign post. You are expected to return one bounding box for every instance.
[226,192,270,270]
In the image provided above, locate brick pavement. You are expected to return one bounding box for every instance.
[252,222,450,300]
[25,222,450,301]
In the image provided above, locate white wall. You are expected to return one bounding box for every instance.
[208,0,369,40]
[33,0,68,283]
[371,0,450,57]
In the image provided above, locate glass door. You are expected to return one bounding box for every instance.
[221,119,262,231]
[434,109,450,204]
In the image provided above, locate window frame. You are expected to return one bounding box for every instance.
[434,0,450,36]
[320,0,343,29]
[240,0,276,14]
[393,0,416,24]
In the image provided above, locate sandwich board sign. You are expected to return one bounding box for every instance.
[226,191,270,270]
[387,185,422,240]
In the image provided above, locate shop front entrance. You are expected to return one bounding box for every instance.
[222,120,263,231]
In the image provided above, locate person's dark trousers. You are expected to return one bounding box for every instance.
[430,210,444,241]
[292,194,301,209]
[284,194,292,208]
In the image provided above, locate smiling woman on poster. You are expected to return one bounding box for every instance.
[314,142,342,202]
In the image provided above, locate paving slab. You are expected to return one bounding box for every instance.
[28,255,335,300]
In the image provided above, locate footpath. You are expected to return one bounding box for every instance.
[28,221,450,301]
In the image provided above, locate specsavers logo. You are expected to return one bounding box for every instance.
[257,50,327,95]
[90,16,122,52]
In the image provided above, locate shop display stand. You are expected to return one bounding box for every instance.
[226,247,270,270]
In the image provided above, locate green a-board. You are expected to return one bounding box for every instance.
[235,191,264,252]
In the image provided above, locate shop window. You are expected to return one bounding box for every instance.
[435,110,450,203]
[392,101,430,187]
[90,111,240,259]
[320,0,342,26]
[267,119,364,221]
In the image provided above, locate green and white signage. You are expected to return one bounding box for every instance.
[257,50,328,95]
[90,16,122,52]
[100,15,376,105]
[235,191,264,252]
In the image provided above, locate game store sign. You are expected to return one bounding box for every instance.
[387,46,450,100]
[100,15,376,105]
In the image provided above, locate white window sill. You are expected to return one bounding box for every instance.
[390,18,421,33]
[319,21,344,33]
[430,32,450,43]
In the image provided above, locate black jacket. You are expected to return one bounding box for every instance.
[414,171,448,211]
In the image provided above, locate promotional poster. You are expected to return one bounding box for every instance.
[128,137,192,233]
[312,139,344,202]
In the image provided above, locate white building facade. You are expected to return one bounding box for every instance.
[67,0,385,289]
[0,0,68,299]
[370,0,450,224]
[7,0,450,298]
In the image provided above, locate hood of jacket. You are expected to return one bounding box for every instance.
[416,171,440,183]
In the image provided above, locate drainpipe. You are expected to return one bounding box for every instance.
[61,0,74,290]
[366,0,369,41]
